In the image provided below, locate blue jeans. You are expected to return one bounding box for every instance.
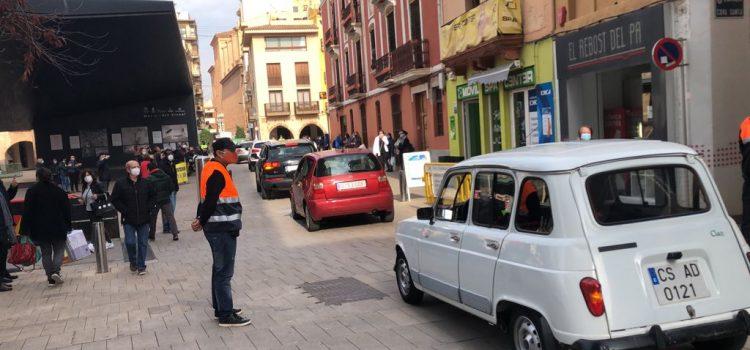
[123,224,150,269]
[60,174,71,192]
[163,192,176,232]
[204,232,236,318]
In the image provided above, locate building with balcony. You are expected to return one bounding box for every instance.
[239,0,328,140]
[320,0,448,155]
[177,11,205,124]
[209,29,248,139]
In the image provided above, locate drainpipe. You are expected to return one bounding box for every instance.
[437,0,443,26]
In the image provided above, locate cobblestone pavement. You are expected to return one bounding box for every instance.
[0,165,508,350]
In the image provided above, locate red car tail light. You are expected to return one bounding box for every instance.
[263,161,280,171]
[311,182,326,200]
[580,277,605,317]
[378,175,390,188]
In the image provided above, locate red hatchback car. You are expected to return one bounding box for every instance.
[290,149,394,231]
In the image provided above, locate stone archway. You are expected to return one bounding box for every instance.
[5,141,35,169]
[299,124,324,139]
[269,126,293,140]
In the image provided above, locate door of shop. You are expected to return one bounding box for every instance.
[462,100,481,157]
[511,89,536,148]
[486,92,501,152]
[415,92,427,150]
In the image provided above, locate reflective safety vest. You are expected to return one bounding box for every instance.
[200,161,242,232]
[740,116,750,145]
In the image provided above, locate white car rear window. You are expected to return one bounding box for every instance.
[586,165,710,225]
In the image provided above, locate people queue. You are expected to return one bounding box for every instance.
[310,130,414,172]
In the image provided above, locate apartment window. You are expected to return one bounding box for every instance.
[344,52,351,77]
[334,58,341,86]
[391,94,402,132]
[269,91,284,105]
[265,36,306,50]
[295,62,310,85]
[369,27,377,64]
[386,12,396,52]
[434,88,445,136]
[340,115,347,135]
[409,0,421,40]
[267,63,282,86]
[375,101,382,131]
[297,89,312,104]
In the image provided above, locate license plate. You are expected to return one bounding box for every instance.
[285,165,298,173]
[647,260,710,305]
[337,180,366,191]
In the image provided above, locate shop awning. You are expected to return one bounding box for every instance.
[468,62,514,86]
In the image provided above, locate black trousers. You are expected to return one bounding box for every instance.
[742,180,750,244]
[0,246,8,277]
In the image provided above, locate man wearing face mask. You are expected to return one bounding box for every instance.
[578,125,593,141]
[111,161,156,275]
[192,138,250,327]
[159,150,179,234]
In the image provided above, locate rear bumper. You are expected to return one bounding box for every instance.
[573,310,750,350]
[261,177,292,191]
[308,192,393,221]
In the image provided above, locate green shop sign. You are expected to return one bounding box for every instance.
[483,83,499,95]
[504,66,535,90]
[457,83,480,100]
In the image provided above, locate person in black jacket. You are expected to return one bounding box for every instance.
[21,168,71,286]
[159,150,179,234]
[111,160,156,275]
[0,177,18,292]
[96,153,112,192]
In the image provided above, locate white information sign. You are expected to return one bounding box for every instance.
[402,151,431,201]
[111,133,122,147]
[69,136,80,150]
[50,134,63,151]
[152,131,163,144]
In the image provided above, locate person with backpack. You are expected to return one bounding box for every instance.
[21,168,71,286]
[146,162,180,241]
[159,150,180,234]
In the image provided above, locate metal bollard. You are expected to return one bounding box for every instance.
[399,169,408,202]
[92,221,109,273]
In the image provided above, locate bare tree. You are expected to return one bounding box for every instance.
[0,0,66,81]
[0,0,110,82]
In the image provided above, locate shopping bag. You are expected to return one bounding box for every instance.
[65,230,91,261]
[8,236,36,266]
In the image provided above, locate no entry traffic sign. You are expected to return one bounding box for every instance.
[652,37,683,71]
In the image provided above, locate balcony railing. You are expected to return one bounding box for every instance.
[328,85,339,103]
[324,27,338,47]
[391,39,429,77]
[264,102,291,117]
[371,54,391,84]
[342,0,360,27]
[346,72,364,96]
[294,101,320,115]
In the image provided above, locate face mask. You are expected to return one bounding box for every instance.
[581,133,592,141]
[130,167,141,177]
[38,160,44,164]
[167,155,174,161]
[84,175,93,184]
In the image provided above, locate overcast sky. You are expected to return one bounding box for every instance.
[172,0,293,102]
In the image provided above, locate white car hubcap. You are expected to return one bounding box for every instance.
[514,316,542,350]
[398,260,411,295]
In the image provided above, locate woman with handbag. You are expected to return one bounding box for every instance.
[21,167,72,286]
[80,170,114,249]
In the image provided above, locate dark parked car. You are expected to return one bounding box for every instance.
[255,140,316,199]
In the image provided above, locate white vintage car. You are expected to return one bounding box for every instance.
[394,140,750,350]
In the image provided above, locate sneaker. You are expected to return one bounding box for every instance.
[172,234,179,241]
[47,278,56,287]
[0,283,12,292]
[215,309,243,319]
[51,273,64,285]
[105,242,115,250]
[87,243,95,253]
[137,268,147,276]
[129,264,137,272]
[218,313,251,327]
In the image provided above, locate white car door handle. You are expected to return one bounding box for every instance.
[485,240,500,250]
[449,234,461,243]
